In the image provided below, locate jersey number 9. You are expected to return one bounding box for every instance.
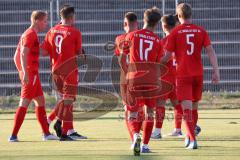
[55,35,64,54]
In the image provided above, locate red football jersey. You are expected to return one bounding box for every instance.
[114,33,127,56]
[14,28,40,72]
[124,29,163,82]
[41,24,82,72]
[161,36,176,76]
[165,24,211,77]
[126,29,162,63]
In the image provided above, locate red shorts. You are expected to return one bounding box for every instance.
[53,70,78,100]
[126,98,156,112]
[136,98,156,108]
[19,71,43,99]
[120,84,155,108]
[176,76,203,102]
[160,74,177,100]
[125,85,157,112]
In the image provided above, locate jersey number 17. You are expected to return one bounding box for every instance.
[139,38,153,61]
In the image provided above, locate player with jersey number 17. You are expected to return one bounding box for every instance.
[119,7,163,156]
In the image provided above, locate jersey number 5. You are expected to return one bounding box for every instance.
[186,34,194,55]
[140,39,153,61]
[55,35,64,54]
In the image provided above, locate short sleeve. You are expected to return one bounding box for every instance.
[75,30,82,54]
[156,40,163,62]
[203,30,211,48]
[21,33,35,48]
[122,33,133,55]
[114,37,120,56]
[165,31,176,52]
[40,31,51,55]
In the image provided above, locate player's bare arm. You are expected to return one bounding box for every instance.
[78,48,87,61]
[75,49,87,67]
[20,46,30,84]
[118,53,128,75]
[205,45,220,84]
[13,49,18,66]
[160,50,172,64]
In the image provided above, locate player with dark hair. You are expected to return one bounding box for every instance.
[41,5,86,141]
[115,12,144,144]
[119,7,163,155]
[151,14,183,139]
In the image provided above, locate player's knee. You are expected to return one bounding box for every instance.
[19,98,31,107]
[55,92,63,102]
[171,99,179,106]
[128,111,138,120]
[33,96,45,106]
[181,100,192,109]
[157,99,166,106]
[192,101,198,110]
[63,99,74,105]
[145,108,154,120]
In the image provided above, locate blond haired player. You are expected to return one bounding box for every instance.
[161,3,220,149]
[9,10,58,142]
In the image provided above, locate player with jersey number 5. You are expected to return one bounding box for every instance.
[9,10,59,142]
[41,5,86,141]
[161,3,220,149]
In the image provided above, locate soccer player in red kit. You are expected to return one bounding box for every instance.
[41,5,86,141]
[151,14,183,139]
[115,12,145,143]
[161,3,220,149]
[9,11,59,142]
[119,7,162,155]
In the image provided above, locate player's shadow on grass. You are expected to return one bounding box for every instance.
[16,140,81,143]
[199,138,240,141]
[13,140,46,143]
[201,145,240,149]
[83,138,129,142]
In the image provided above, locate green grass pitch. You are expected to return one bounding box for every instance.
[0,109,240,160]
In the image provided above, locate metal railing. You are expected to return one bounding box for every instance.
[0,0,239,97]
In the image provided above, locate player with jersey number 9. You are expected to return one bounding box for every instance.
[40,5,87,141]
[55,35,64,54]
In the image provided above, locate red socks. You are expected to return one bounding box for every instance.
[174,104,183,129]
[183,109,195,141]
[61,105,73,135]
[35,106,50,135]
[11,106,27,136]
[48,108,57,122]
[125,108,145,142]
[62,121,73,135]
[125,110,133,141]
[192,109,198,128]
[127,115,142,137]
[155,106,165,129]
[142,116,154,145]
[50,103,75,135]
